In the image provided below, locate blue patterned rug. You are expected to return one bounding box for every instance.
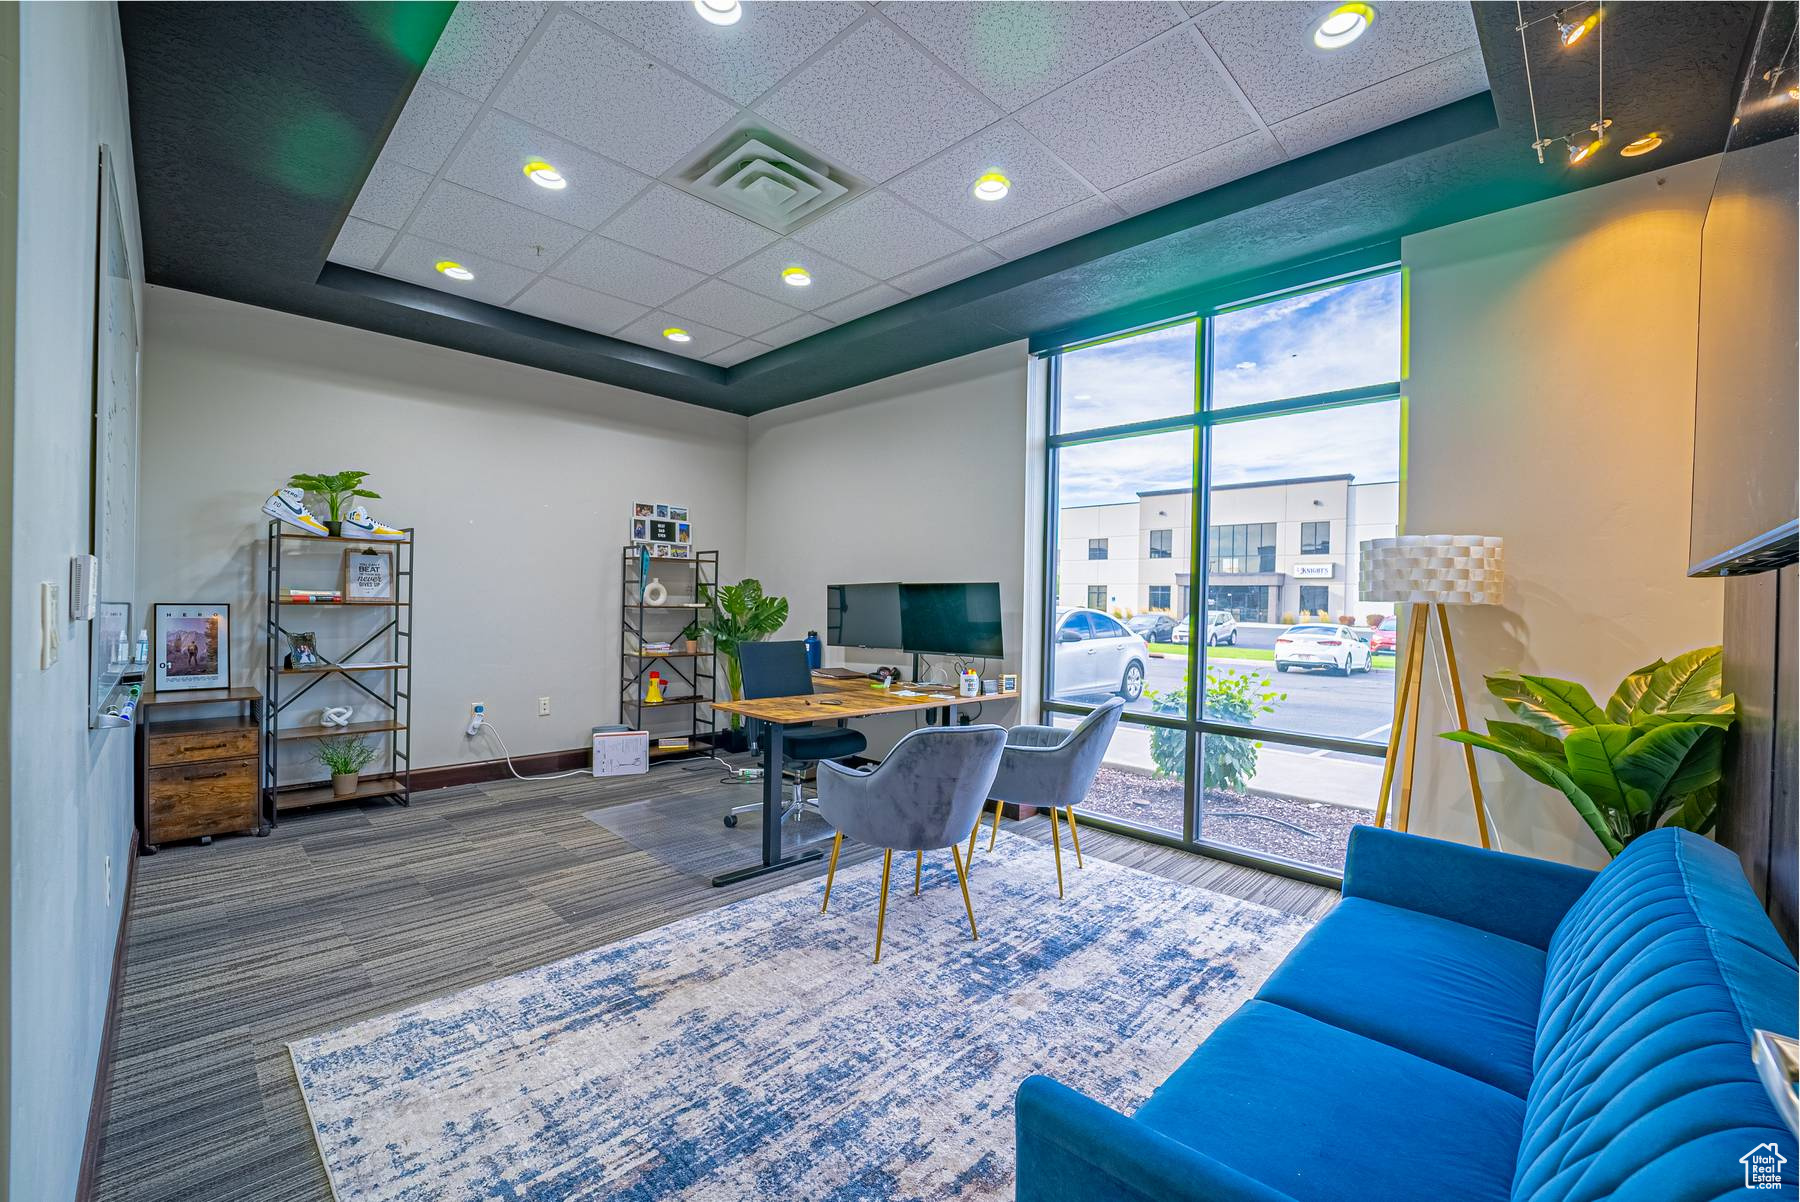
[290,830,1313,1201]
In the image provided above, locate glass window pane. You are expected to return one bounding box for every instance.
[1057,322,1196,433]
[1058,713,1184,837]
[1209,273,1402,410]
[1198,732,1381,874]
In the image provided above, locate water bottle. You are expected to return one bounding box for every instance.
[804,630,823,670]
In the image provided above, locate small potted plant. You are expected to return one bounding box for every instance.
[680,619,702,654]
[287,470,380,537]
[316,736,378,797]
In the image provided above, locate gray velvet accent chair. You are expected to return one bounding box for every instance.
[816,724,1008,963]
[972,698,1125,897]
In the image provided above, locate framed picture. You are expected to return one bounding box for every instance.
[633,502,654,518]
[676,521,691,543]
[287,631,320,669]
[153,603,229,692]
[669,506,688,522]
[343,548,394,601]
[651,542,673,558]
[631,518,648,540]
[654,503,670,519]
[669,545,693,560]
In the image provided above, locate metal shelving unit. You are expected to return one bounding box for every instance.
[620,545,717,761]
[264,522,413,820]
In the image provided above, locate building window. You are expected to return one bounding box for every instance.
[1086,585,1108,610]
[1087,538,1108,560]
[1208,523,1276,574]
[1149,529,1173,559]
[1298,585,1331,617]
[1148,585,1171,610]
[1301,521,1331,555]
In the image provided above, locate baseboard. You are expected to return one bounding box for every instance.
[409,748,592,791]
[75,828,138,1202]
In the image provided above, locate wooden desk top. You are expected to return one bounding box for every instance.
[713,675,1019,725]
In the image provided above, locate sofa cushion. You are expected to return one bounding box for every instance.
[1517,830,1799,1202]
[1254,897,1545,1097]
[1136,1000,1525,1202]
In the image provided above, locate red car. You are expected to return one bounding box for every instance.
[1369,615,1397,654]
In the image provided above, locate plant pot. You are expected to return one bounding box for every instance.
[684,639,699,654]
[331,771,360,797]
[324,521,343,537]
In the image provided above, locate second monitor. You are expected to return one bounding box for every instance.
[826,581,1003,659]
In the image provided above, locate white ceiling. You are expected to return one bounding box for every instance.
[330,1,1487,367]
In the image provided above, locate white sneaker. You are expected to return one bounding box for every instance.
[343,505,406,540]
[263,487,327,535]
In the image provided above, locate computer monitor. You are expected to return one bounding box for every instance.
[898,582,1003,658]
[826,583,904,649]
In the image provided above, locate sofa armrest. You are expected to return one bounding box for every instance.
[1343,826,1596,949]
[1015,1076,1298,1202]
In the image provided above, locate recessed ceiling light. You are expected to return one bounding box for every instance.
[663,327,693,343]
[523,160,566,190]
[972,171,1011,201]
[781,266,812,287]
[693,0,740,26]
[1313,3,1374,50]
[1557,10,1600,47]
[435,260,474,281]
[1619,132,1663,158]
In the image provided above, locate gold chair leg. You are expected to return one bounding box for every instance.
[821,832,843,913]
[873,849,893,963]
[967,818,980,863]
[987,797,1003,851]
[914,850,923,896]
[1065,806,1083,867]
[950,843,979,940]
[1049,805,1065,898]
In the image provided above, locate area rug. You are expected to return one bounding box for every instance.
[289,830,1313,1201]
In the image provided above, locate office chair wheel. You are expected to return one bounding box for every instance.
[723,814,739,828]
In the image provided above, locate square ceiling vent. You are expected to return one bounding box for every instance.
[668,125,865,235]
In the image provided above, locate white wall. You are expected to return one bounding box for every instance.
[1403,156,1725,866]
[139,288,749,772]
[9,5,143,1200]
[744,343,1031,753]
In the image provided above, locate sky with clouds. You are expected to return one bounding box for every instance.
[1056,274,1403,508]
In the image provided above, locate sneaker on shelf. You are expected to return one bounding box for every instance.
[263,487,328,536]
[343,505,406,541]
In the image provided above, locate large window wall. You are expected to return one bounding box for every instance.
[1042,268,1404,881]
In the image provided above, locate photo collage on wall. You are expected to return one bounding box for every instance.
[630,502,692,559]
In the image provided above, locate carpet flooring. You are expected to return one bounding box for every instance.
[93,760,1338,1202]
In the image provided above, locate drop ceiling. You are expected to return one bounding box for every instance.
[120,2,1760,414]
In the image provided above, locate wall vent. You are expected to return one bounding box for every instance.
[669,126,864,234]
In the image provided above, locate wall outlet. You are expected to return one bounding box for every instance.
[466,703,485,736]
[537,696,551,717]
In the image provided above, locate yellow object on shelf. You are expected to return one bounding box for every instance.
[645,671,665,705]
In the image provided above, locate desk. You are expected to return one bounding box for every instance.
[709,676,1019,887]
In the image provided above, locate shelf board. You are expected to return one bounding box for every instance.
[639,694,706,708]
[275,719,405,741]
[279,661,404,675]
[631,650,712,658]
[274,532,412,545]
[275,773,407,810]
[278,599,409,607]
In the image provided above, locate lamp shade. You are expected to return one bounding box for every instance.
[1360,535,1505,606]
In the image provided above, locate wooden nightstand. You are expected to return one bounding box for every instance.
[136,686,266,853]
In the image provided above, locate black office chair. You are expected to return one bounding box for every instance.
[724,640,868,830]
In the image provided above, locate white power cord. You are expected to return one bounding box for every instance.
[470,715,588,781]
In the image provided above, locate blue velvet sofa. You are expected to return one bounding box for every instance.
[1016,826,1798,1202]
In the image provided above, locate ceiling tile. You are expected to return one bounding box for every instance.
[381,234,539,306]
[328,217,397,270]
[348,156,431,228]
[615,311,737,358]
[509,276,647,336]
[422,2,548,102]
[444,111,649,232]
[717,240,877,311]
[665,278,803,338]
[883,2,1183,112]
[492,11,740,175]
[409,181,585,271]
[790,190,970,280]
[1015,25,1258,190]
[757,312,833,348]
[891,244,1004,294]
[550,237,705,308]
[815,282,908,324]
[1270,46,1489,158]
[753,17,998,182]
[706,340,774,367]
[1182,2,1218,13]
[383,78,481,174]
[1105,129,1285,214]
[889,120,1096,242]
[573,1,863,106]
[599,184,778,274]
[1195,1,1480,125]
[984,195,1123,260]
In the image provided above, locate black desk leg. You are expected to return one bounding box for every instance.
[710,720,822,887]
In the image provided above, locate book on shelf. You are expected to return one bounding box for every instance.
[283,589,343,603]
[640,641,675,654]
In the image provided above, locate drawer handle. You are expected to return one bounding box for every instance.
[186,742,230,752]
[190,769,229,780]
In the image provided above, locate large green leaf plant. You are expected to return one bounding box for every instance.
[1442,647,1737,856]
[697,579,789,729]
[287,470,379,525]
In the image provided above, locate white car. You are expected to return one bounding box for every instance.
[1274,623,1372,675]
[1203,609,1237,646]
[1053,608,1151,701]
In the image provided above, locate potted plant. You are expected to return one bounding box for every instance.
[287,470,380,537]
[316,736,378,797]
[680,618,702,654]
[697,578,788,752]
[1442,646,1738,856]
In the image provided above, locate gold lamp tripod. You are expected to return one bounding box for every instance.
[1360,536,1505,848]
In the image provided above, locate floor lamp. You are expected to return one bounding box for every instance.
[1359,535,1505,848]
